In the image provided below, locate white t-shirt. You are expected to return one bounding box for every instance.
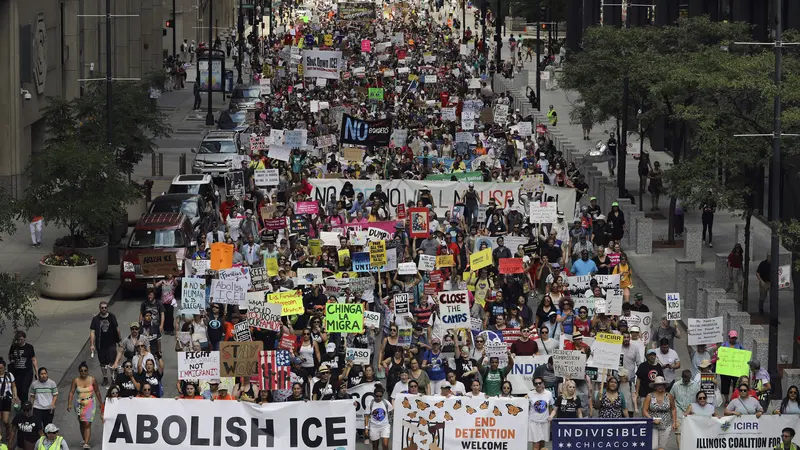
[655,349,680,383]
[447,381,466,396]
[527,389,554,423]
[0,373,15,397]
[368,399,393,428]
[391,381,409,399]
[467,392,487,399]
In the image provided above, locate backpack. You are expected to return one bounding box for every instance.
[368,398,390,423]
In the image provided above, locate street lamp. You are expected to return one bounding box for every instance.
[237,0,244,85]
[206,0,215,126]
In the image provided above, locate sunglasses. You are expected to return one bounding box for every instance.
[142,388,151,392]
[534,382,543,385]
[303,333,310,336]
[739,388,748,392]
[697,396,707,400]
[124,365,132,369]
[130,326,140,330]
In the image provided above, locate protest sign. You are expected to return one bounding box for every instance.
[345,347,371,365]
[438,290,469,329]
[180,277,206,314]
[470,317,483,331]
[666,292,681,320]
[418,254,436,271]
[254,169,280,186]
[606,288,624,315]
[266,258,279,277]
[338,249,350,266]
[594,274,621,289]
[552,349,586,378]
[366,227,390,242]
[249,267,269,291]
[626,311,653,342]
[498,258,524,274]
[485,341,507,359]
[268,290,304,316]
[262,218,287,231]
[590,333,623,370]
[340,114,392,147]
[325,303,364,333]
[343,147,363,161]
[408,208,429,238]
[279,333,296,351]
[190,259,211,276]
[397,262,417,275]
[368,87,384,100]
[219,341,263,377]
[296,201,319,214]
[394,293,410,315]
[397,325,412,346]
[508,355,551,394]
[369,240,387,267]
[103,398,358,450]
[308,239,322,256]
[716,346,752,378]
[178,351,220,380]
[259,350,292,391]
[436,254,455,268]
[363,311,381,329]
[682,415,800,450]
[780,264,792,289]
[352,252,371,272]
[234,322,251,341]
[470,248,493,270]
[688,317,724,345]
[139,252,180,276]
[554,418,653,450]
[210,278,247,306]
[529,202,558,223]
[392,394,528,450]
[246,295,282,331]
[302,49,343,79]
[297,267,324,285]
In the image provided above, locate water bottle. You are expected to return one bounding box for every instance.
[91,349,94,359]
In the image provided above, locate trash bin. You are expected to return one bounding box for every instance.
[224,70,234,93]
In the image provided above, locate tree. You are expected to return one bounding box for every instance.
[18,137,139,247]
[0,190,38,334]
[40,77,172,177]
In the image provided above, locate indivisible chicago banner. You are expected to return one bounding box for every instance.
[103,398,357,450]
[682,415,800,450]
[553,418,653,450]
[392,394,527,450]
[309,179,577,213]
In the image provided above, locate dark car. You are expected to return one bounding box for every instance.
[228,85,261,111]
[148,193,212,237]
[120,213,195,296]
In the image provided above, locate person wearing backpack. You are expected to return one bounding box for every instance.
[478,351,514,397]
[365,386,392,450]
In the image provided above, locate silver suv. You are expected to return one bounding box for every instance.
[191,130,243,178]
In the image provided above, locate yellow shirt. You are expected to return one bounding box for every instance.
[613,263,632,289]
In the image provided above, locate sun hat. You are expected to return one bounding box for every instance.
[650,376,669,389]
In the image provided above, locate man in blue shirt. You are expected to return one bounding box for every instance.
[571,250,598,276]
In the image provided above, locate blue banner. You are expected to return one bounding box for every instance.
[351,251,371,272]
[552,418,653,450]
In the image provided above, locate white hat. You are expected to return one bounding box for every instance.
[44,424,59,433]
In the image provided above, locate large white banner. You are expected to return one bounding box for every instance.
[508,355,550,394]
[309,179,577,213]
[103,398,357,450]
[392,394,528,450]
[349,381,379,430]
[303,50,343,79]
[681,415,800,450]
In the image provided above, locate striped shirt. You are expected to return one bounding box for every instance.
[29,379,58,410]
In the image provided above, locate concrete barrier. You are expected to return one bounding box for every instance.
[634,217,653,255]
[716,298,741,331]
[684,226,703,263]
[726,311,752,341]
[714,253,729,289]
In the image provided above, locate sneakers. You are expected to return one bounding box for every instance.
[102,377,108,387]
[709,242,714,248]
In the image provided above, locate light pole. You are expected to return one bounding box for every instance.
[535,23,540,112]
[206,0,215,126]
[494,0,501,72]
[236,0,244,85]
[172,0,177,58]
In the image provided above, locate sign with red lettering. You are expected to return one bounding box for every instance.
[438,290,469,329]
[498,258,524,274]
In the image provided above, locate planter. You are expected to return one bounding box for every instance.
[38,262,98,300]
[126,197,148,225]
[53,243,109,277]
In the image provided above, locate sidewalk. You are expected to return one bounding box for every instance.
[505,52,795,365]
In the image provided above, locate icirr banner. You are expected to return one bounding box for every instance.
[392,394,527,450]
[682,415,800,450]
[103,398,357,450]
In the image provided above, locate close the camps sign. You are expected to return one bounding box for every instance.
[103,398,357,450]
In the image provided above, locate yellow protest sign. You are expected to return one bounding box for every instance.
[298,64,304,76]
[268,290,304,316]
[716,346,752,378]
[436,254,455,268]
[595,332,624,345]
[325,303,364,333]
[408,74,419,82]
[309,239,322,256]
[324,34,333,46]
[266,258,279,277]
[369,240,387,267]
[338,249,351,266]
[470,248,493,270]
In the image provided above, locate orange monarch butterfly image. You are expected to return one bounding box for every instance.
[480,401,489,410]
[419,430,427,437]
[416,399,431,410]
[402,397,411,409]
[492,406,502,416]
[453,399,462,409]
[429,410,436,420]
[444,411,454,421]
[506,404,523,416]
[419,417,429,426]
[407,411,418,418]
[421,440,428,445]
[434,400,445,408]
[466,405,477,414]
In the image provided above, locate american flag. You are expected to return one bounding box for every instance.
[259,350,292,390]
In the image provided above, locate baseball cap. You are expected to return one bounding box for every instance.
[634,293,644,301]
[630,325,641,333]
[612,202,619,207]
[441,384,452,390]
[728,330,739,338]
[590,197,597,201]
[646,349,657,356]
[44,424,59,433]
[130,322,140,328]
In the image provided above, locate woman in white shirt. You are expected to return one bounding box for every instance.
[445,371,466,396]
[467,380,487,398]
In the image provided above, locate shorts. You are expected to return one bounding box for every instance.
[98,345,117,366]
[0,397,12,412]
[369,426,391,441]
[528,421,550,442]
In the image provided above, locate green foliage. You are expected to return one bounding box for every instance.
[40,77,172,175]
[0,272,37,335]
[0,188,17,241]
[18,138,139,242]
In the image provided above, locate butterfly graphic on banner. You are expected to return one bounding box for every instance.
[259,350,292,390]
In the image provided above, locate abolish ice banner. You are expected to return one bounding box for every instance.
[553,418,652,450]
[392,394,527,450]
[103,398,357,450]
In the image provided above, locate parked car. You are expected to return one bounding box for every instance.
[148,193,213,237]
[120,213,195,297]
[190,131,244,179]
[167,174,220,212]
[228,85,261,111]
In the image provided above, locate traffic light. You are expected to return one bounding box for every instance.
[165,19,174,28]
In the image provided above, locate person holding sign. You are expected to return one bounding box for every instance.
[477,350,513,397]
[642,376,678,450]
